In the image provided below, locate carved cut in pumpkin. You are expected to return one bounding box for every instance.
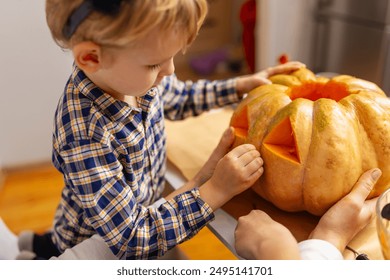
[230,68,390,215]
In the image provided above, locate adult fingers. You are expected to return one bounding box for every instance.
[347,168,382,204]
[362,197,378,220]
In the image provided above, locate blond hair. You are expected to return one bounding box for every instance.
[45,0,208,49]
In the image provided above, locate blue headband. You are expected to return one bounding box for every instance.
[63,0,123,40]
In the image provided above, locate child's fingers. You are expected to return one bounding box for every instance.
[228,144,258,158]
[266,61,306,76]
[243,158,264,183]
[237,149,262,166]
[254,76,272,85]
[220,127,234,145]
[243,156,263,172]
[212,127,235,156]
[248,165,264,181]
[225,144,263,183]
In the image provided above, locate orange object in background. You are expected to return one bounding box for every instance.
[240,0,256,73]
[278,53,289,64]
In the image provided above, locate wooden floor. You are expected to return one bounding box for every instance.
[0,163,236,260]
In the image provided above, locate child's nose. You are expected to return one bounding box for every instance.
[160,58,175,77]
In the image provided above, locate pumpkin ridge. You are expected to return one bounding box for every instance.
[230,85,290,148]
[302,99,362,215]
[351,95,390,196]
[246,92,291,150]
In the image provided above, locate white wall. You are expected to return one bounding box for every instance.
[256,0,318,70]
[0,0,73,168]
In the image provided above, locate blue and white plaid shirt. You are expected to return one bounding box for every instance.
[51,65,239,259]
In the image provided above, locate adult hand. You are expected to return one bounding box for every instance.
[234,210,300,260]
[309,168,381,252]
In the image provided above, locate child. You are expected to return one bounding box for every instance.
[18,0,304,259]
[234,168,382,260]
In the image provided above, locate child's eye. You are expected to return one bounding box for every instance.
[148,64,161,70]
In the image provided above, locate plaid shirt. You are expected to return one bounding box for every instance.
[51,65,239,259]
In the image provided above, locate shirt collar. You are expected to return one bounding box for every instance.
[71,64,156,122]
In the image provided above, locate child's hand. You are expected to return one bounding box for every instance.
[235,210,300,260]
[236,61,306,96]
[211,144,263,196]
[192,127,235,187]
[309,168,381,252]
[199,144,263,210]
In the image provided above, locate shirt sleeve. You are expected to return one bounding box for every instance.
[161,74,240,120]
[58,140,214,259]
[298,239,344,260]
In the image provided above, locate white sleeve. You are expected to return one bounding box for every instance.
[50,234,117,260]
[298,239,344,260]
[0,218,19,260]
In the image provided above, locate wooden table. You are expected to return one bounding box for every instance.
[165,107,384,260]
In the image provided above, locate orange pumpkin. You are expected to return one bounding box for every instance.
[230,67,390,216]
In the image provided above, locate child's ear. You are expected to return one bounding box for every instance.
[73,42,102,73]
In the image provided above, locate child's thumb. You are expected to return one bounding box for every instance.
[218,127,234,149]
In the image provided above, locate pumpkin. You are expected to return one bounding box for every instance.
[230,67,390,216]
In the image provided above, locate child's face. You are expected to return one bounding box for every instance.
[97,28,184,100]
